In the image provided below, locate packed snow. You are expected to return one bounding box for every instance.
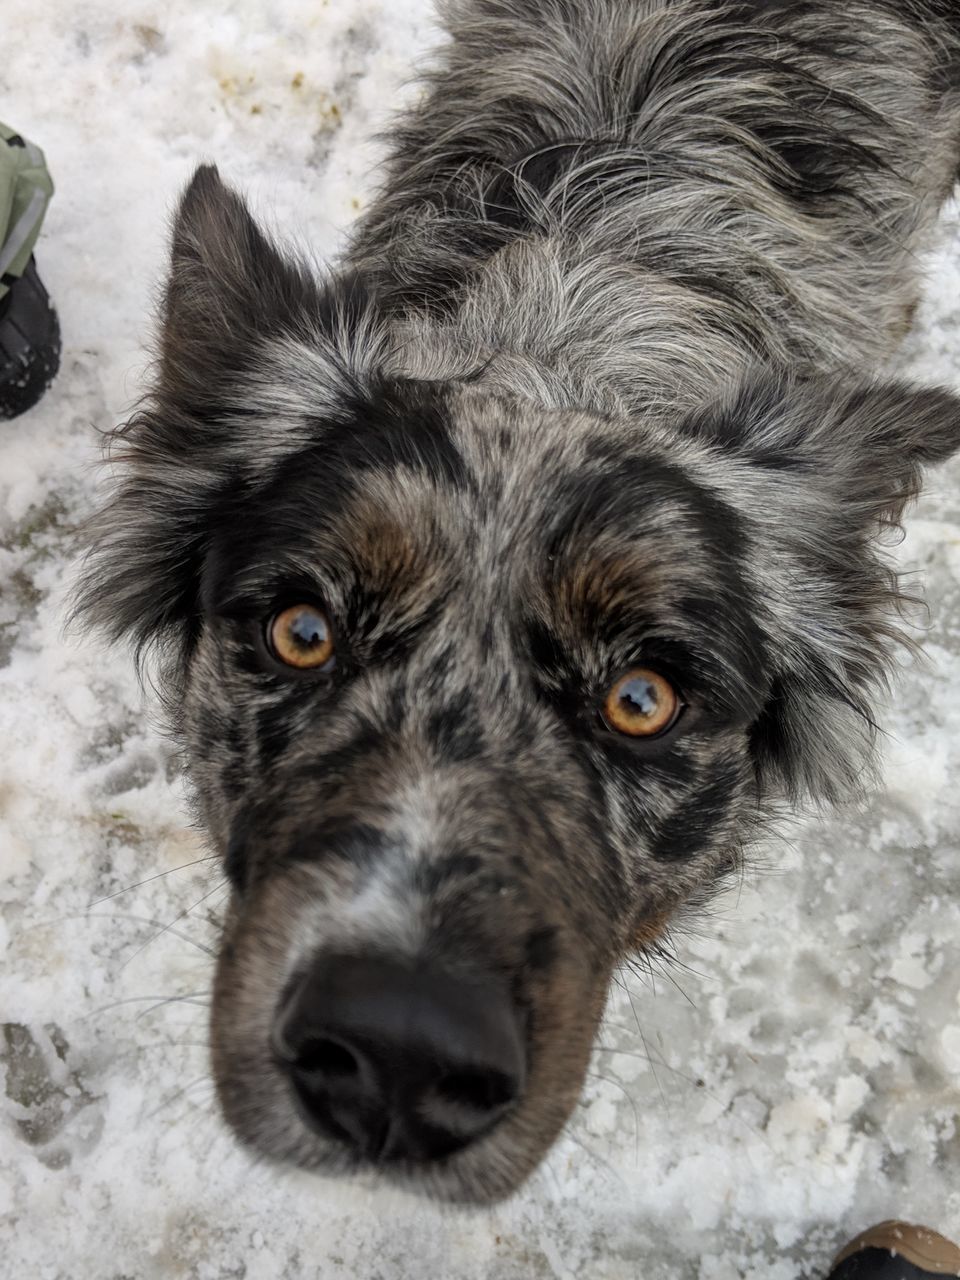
[1,3,958,1277]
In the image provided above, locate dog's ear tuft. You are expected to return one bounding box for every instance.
[161,164,322,411]
[691,373,960,803]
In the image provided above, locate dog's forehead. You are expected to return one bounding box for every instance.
[327,383,722,548]
[438,388,746,591]
[202,376,765,703]
[216,380,745,622]
[445,385,599,487]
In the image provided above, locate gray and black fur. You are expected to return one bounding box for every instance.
[76,0,960,1202]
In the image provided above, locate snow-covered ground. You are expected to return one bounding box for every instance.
[1,3,959,1277]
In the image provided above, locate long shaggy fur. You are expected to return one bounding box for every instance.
[76,0,960,1202]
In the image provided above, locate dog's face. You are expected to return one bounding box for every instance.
[194,375,774,1202]
[78,168,960,1202]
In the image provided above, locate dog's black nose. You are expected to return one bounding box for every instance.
[273,956,526,1162]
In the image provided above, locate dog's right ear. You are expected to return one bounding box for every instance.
[72,166,382,669]
[160,164,323,414]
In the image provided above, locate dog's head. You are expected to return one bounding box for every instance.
[77,167,960,1202]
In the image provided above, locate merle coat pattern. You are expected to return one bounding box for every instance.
[77,0,960,1202]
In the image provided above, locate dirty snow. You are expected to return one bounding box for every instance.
[1,2,958,1277]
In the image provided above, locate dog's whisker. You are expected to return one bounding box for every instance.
[145,1076,217,1122]
[88,855,220,907]
[134,994,214,1022]
[595,1041,710,1093]
[593,1046,777,1151]
[583,1068,641,1163]
[619,978,669,1117]
[629,950,699,1011]
[117,879,229,973]
[85,993,211,1021]
[561,1124,629,1192]
[136,1039,209,1051]
[45,911,217,958]
[621,952,658,998]
[650,944,711,986]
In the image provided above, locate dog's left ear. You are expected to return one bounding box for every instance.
[688,373,960,801]
[693,373,960,523]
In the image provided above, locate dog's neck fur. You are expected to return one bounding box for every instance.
[345,0,960,421]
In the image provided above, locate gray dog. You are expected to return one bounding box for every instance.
[77,0,960,1203]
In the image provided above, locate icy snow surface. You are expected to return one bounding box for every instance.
[1,3,959,1277]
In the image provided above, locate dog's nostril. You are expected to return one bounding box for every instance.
[419,1066,521,1142]
[435,1069,518,1114]
[295,1037,360,1079]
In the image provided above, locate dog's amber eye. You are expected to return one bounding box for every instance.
[602,669,681,738]
[267,604,335,670]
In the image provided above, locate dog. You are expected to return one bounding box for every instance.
[76,0,960,1204]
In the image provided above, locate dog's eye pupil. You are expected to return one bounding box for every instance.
[602,669,680,738]
[268,605,335,671]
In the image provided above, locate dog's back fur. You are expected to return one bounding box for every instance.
[349,0,960,407]
[77,0,960,1202]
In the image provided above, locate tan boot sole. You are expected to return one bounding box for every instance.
[833,1221,960,1276]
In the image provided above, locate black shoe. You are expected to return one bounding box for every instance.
[827,1222,960,1279]
[0,255,61,419]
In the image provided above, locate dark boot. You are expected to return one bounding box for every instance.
[0,255,61,419]
[827,1222,960,1280]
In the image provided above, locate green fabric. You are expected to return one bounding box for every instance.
[0,123,54,302]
